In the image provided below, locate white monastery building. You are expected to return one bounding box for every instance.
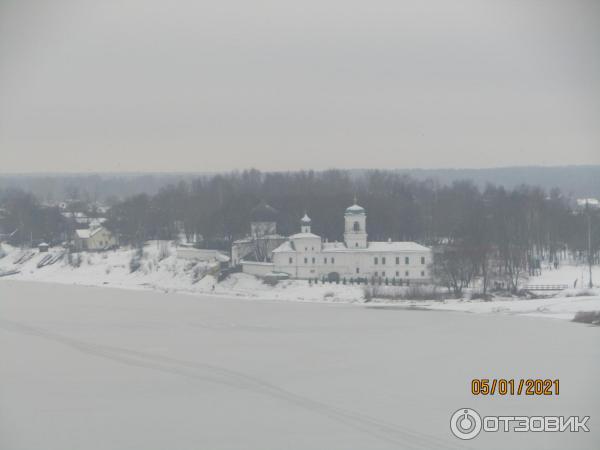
[243,202,432,282]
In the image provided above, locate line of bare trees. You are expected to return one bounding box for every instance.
[2,170,598,294]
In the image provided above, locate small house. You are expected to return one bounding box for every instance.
[73,226,117,251]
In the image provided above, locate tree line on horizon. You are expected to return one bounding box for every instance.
[1,169,598,294]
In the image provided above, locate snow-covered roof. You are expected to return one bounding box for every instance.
[321,241,430,253]
[345,204,365,215]
[240,260,275,266]
[233,234,285,245]
[289,232,321,239]
[274,239,430,253]
[321,242,346,250]
[301,213,311,223]
[233,237,252,245]
[62,211,88,219]
[272,241,294,253]
[366,241,430,252]
[89,217,107,226]
[75,229,91,239]
[215,253,230,263]
[75,227,106,239]
[576,198,599,208]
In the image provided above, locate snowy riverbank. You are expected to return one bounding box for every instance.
[1,243,599,322]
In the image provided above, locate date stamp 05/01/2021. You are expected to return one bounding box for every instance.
[471,379,560,396]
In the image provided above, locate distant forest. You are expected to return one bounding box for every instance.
[1,165,600,202]
[2,168,599,294]
[1,168,597,251]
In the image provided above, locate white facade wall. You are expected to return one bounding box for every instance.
[273,248,431,281]
[231,240,253,266]
[177,248,228,262]
[241,261,275,277]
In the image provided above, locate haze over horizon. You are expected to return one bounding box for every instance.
[1,163,599,177]
[1,0,599,173]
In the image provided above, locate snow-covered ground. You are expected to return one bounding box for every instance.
[1,243,599,322]
[1,281,598,450]
[0,242,220,293]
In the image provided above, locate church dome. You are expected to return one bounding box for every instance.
[250,201,278,222]
[345,203,365,215]
[301,213,311,224]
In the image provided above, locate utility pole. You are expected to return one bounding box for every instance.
[587,202,593,288]
[578,198,598,288]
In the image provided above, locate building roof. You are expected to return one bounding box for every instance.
[365,241,431,252]
[232,234,285,245]
[272,241,295,253]
[321,241,430,252]
[289,232,321,240]
[345,203,365,215]
[250,200,278,222]
[273,238,430,254]
[75,226,106,239]
[576,198,599,208]
[75,229,92,239]
[61,211,88,219]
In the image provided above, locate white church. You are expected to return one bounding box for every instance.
[242,202,432,282]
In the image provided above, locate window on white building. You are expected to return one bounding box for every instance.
[324,257,327,264]
[421,271,425,277]
[374,257,378,265]
[355,242,358,247]
[374,271,378,277]
[289,257,293,264]
[331,257,335,264]
[312,257,315,264]
[396,257,400,264]
[405,256,409,264]
[396,271,399,277]
[421,256,426,264]
[382,271,386,277]
[304,257,308,264]
[382,257,386,265]
[356,268,360,274]
[405,270,409,277]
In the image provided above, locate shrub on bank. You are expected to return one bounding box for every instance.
[362,284,445,301]
[129,247,144,273]
[573,311,600,325]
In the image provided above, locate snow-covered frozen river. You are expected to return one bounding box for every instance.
[1,281,599,450]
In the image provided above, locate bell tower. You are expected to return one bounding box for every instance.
[301,213,311,233]
[343,200,367,248]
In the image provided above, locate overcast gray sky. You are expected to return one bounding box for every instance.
[1,0,599,173]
